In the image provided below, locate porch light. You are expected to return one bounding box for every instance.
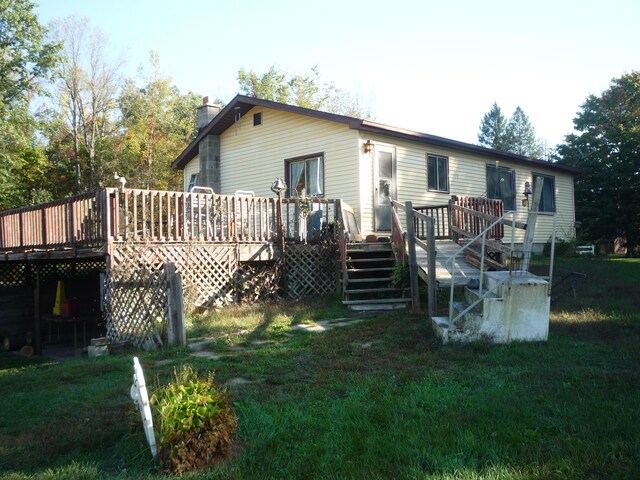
[363,140,373,153]
[270,178,287,194]
[522,181,532,207]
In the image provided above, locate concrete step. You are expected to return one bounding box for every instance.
[343,298,410,311]
[431,316,451,343]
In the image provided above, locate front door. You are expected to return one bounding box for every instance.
[373,145,396,232]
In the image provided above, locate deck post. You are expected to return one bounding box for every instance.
[521,179,544,272]
[166,263,186,347]
[335,199,345,294]
[426,216,437,319]
[33,262,41,356]
[405,201,420,311]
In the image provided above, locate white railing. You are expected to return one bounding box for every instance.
[446,210,519,325]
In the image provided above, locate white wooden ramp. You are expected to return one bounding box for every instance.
[415,239,481,287]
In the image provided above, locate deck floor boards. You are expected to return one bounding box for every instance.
[415,239,480,287]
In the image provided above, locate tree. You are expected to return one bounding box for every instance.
[557,71,640,256]
[0,0,61,105]
[115,52,200,190]
[49,15,122,191]
[478,102,508,150]
[0,0,61,209]
[237,65,372,118]
[478,103,543,158]
[505,106,543,158]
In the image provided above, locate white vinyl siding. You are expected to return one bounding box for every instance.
[179,107,575,244]
[183,156,200,192]
[219,108,359,211]
[360,133,575,243]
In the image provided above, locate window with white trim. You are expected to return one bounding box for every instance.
[427,154,449,192]
[286,153,324,197]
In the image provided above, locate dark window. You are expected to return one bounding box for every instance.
[427,154,449,192]
[532,173,556,212]
[187,173,198,192]
[253,112,262,126]
[486,164,515,211]
[285,153,324,197]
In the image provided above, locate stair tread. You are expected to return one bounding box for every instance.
[347,258,395,264]
[345,287,405,294]
[347,267,395,272]
[466,288,499,299]
[347,277,392,283]
[432,316,450,328]
[343,298,411,305]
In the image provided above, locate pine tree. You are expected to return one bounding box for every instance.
[477,102,508,150]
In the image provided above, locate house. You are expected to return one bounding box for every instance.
[175,94,578,248]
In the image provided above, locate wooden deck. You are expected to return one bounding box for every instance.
[0,188,340,261]
[416,239,481,287]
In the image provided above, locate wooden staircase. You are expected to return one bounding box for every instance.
[342,242,410,311]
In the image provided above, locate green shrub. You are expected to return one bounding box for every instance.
[150,365,237,475]
[389,263,409,288]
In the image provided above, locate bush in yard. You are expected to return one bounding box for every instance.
[150,365,237,475]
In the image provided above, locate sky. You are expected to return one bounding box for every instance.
[35,0,639,150]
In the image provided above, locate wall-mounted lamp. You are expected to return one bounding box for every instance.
[270,178,287,194]
[363,140,373,154]
[521,181,532,207]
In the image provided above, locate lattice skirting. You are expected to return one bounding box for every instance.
[105,242,338,347]
[0,259,105,287]
[285,244,338,299]
[104,264,168,349]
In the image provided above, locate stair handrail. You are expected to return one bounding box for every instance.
[390,200,406,266]
[449,274,512,326]
[446,210,518,323]
[335,199,349,294]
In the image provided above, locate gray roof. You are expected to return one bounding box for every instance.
[171,94,578,175]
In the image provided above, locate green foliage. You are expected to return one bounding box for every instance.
[0,0,61,105]
[1,271,640,478]
[389,262,410,288]
[478,103,543,158]
[505,106,543,157]
[557,71,640,256]
[150,364,237,475]
[238,65,373,118]
[477,102,508,151]
[115,54,200,190]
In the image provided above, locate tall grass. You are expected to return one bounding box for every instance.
[1,257,638,479]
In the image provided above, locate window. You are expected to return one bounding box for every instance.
[253,112,262,126]
[486,164,515,210]
[532,173,556,212]
[187,173,198,192]
[427,154,449,192]
[286,153,324,197]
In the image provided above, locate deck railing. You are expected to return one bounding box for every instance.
[413,204,450,240]
[107,188,279,243]
[449,196,504,241]
[0,191,104,252]
[0,188,342,254]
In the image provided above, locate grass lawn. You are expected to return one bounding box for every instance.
[0,257,638,479]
